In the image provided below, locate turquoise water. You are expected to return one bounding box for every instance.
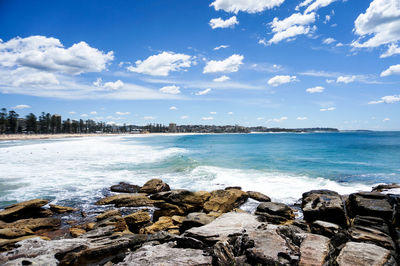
[0,132,399,209]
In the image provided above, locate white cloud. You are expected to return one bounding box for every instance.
[257,117,264,120]
[323,37,336,44]
[180,115,189,119]
[213,75,230,82]
[169,106,177,110]
[81,114,88,117]
[336,75,356,83]
[304,0,338,14]
[383,118,390,122]
[10,68,59,87]
[368,95,400,104]
[201,116,214,120]
[143,116,155,120]
[336,42,344,47]
[160,85,181,94]
[203,54,244,73]
[210,111,217,114]
[380,43,400,58]
[352,0,400,49]
[69,111,76,114]
[306,86,325,93]
[116,111,130,115]
[90,111,97,115]
[209,16,238,29]
[258,39,267,46]
[297,116,308,120]
[324,15,331,23]
[380,64,400,77]
[271,12,316,32]
[326,79,335,83]
[268,75,297,87]
[210,0,285,14]
[214,45,230,50]
[228,112,233,115]
[127,51,192,76]
[266,116,288,123]
[195,88,212,95]
[269,25,313,44]
[320,107,336,111]
[104,80,124,90]
[11,104,31,109]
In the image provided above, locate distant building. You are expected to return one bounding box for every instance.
[168,123,177,133]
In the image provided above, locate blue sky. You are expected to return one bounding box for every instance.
[0,0,399,130]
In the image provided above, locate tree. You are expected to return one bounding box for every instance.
[7,110,19,133]
[25,113,37,133]
[0,108,7,133]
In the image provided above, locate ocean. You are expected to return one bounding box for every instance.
[1,132,399,212]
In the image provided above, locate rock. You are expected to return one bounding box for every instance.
[141,216,178,234]
[184,212,260,245]
[174,236,206,250]
[293,220,310,232]
[180,212,216,233]
[346,192,393,221]
[153,201,186,220]
[372,183,400,193]
[171,215,185,225]
[247,191,271,202]
[352,215,390,235]
[116,243,212,265]
[299,233,330,266]
[70,227,86,238]
[150,189,210,210]
[0,235,39,252]
[0,228,34,239]
[95,194,154,207]
[349,225,395,250]
[124,210,151,233]
[225,186,242,190]
[203,189,248,214]
[0,217,61,232]
[139,178,170,194]
[336,241,395,265]
[110,182,141,193]
[94,215,129,232]
[96,209,121,221]
[0,199,49,222]
[213,241,236,265]
[49,204,77,214]
[255,202,294,224]
[86,222,96,231]
[310,220,340,238]
[302,190,347,226]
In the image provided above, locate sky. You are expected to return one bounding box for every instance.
[0,0,399,130]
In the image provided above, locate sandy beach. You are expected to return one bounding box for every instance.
[0,133,124,141]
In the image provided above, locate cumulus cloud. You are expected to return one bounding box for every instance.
[209,16,238,29]
[127,51,192,76]
[266,116,288,123]
[0,36,113,75]
[203,54,244,73]
[297,117,308,120]
[268,75,297,87]
[94,78,124,90]
[306,86,324,93]
[11,104,31,109]
[323,37,336,44]
[304,0,338,14]
[159,85,181,94]
[169,106,177,110]
[213,75,230,82]
[336,75,356,83]
[10,68,59,87]
[202,116,214,120]
[380,64,400,77]
[210,0,285,14]
[116,111,130,115]
[368,95,400,104]
[320,107,336,111]
[352,0,400,49]
[195,88,212,95]
[269,25,314,44]
[380,44,400,58]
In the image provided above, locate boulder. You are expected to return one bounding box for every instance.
[0,228,34,239]
[203,189,248,214]
[95,194,154,207]
[349,225,395,250]
[49,204,78,214]
[0,217,61,232]
[0,235,39,252]
[70,227,86,238]
[310,220,340,238]
[346,192,393,221]
[153,201,185,220]
[110,182,141,193]
[212,241,236,265]
[94,215,129,232]
[180,212,216,233]
[150,189,210,210]
[124,210,151,233]
[116,243,212,265]
[372,183,400,193]
[302,190,347,226]
[139,178,170,194]
[299,233,330,266]
[171,215,185,225]
[352,215,390,235]
[141,216,179,234]
[336,241,395,265]
[96,209,121,221]
[255,202,294,224]
[247,191,271,202]
[0,199,49,222]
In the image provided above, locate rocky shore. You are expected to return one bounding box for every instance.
[1,179,400,265]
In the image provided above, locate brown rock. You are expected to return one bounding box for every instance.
[171,215,185,225]
[86,223,96,231]
[0,228,34,239]
[247,191,271,202]
[299,233,330,266]
[150,189,211,210]
[203,189,248,214]
[0,217,61,232]
[141,216,178,234]
[49,204,77,214]
[95,194,153,207]
[0,199,49,222]
[0,235,38,251]
[153,201,185,220]
[124,211,151,233]
[180,212,216,233]
[94,216,128,232]
[346,192,393,221]
[96,210,121,221]
[349,225,395,250]
[336,242,395,265]
[70,228,86,238]
[139,178,170,194]
[310,220,340,238]
[255,202,295,224]
[110,182,141,193]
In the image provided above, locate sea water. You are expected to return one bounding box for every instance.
[0,132,399,210]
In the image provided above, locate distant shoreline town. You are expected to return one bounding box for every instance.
[0,108,341,136]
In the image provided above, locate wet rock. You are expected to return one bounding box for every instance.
[0,217,61,232]
[336,241,395,265]
[124,210,151,233]
[299,233,330,266]
[346,192,393,221]
[213,241,236,265]
[247,191,271,202]
[70,228,86,238]
[302,190,347,226]
[150,189,210,210]
[94,215,129,232]
[153,201,186,220]
[0,199,49,222]
[95,194,154,207]
[49,204,78,214]
[110,182,141,193]
[141,216,179,235]
[0,228,34,239]
[372,183,400,193]
[96,209,121,221]
[184,212,259,245]
[116,243,212,265]
[255,202,294,224]
[203,189,248,214]
[352,215,390,235]
[310,220,340,238]
[180,212,216,233]
[225,186,242,190]
[349,225,395,250]
[139,178,170,194]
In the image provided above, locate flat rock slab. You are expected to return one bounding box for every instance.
[299,233,330,266]
[336,241,395,266]
[184,212,260,244]
[117,243,212,266]
[347,192,393,221]
[0,199,49,222]
[95,194,154,207]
